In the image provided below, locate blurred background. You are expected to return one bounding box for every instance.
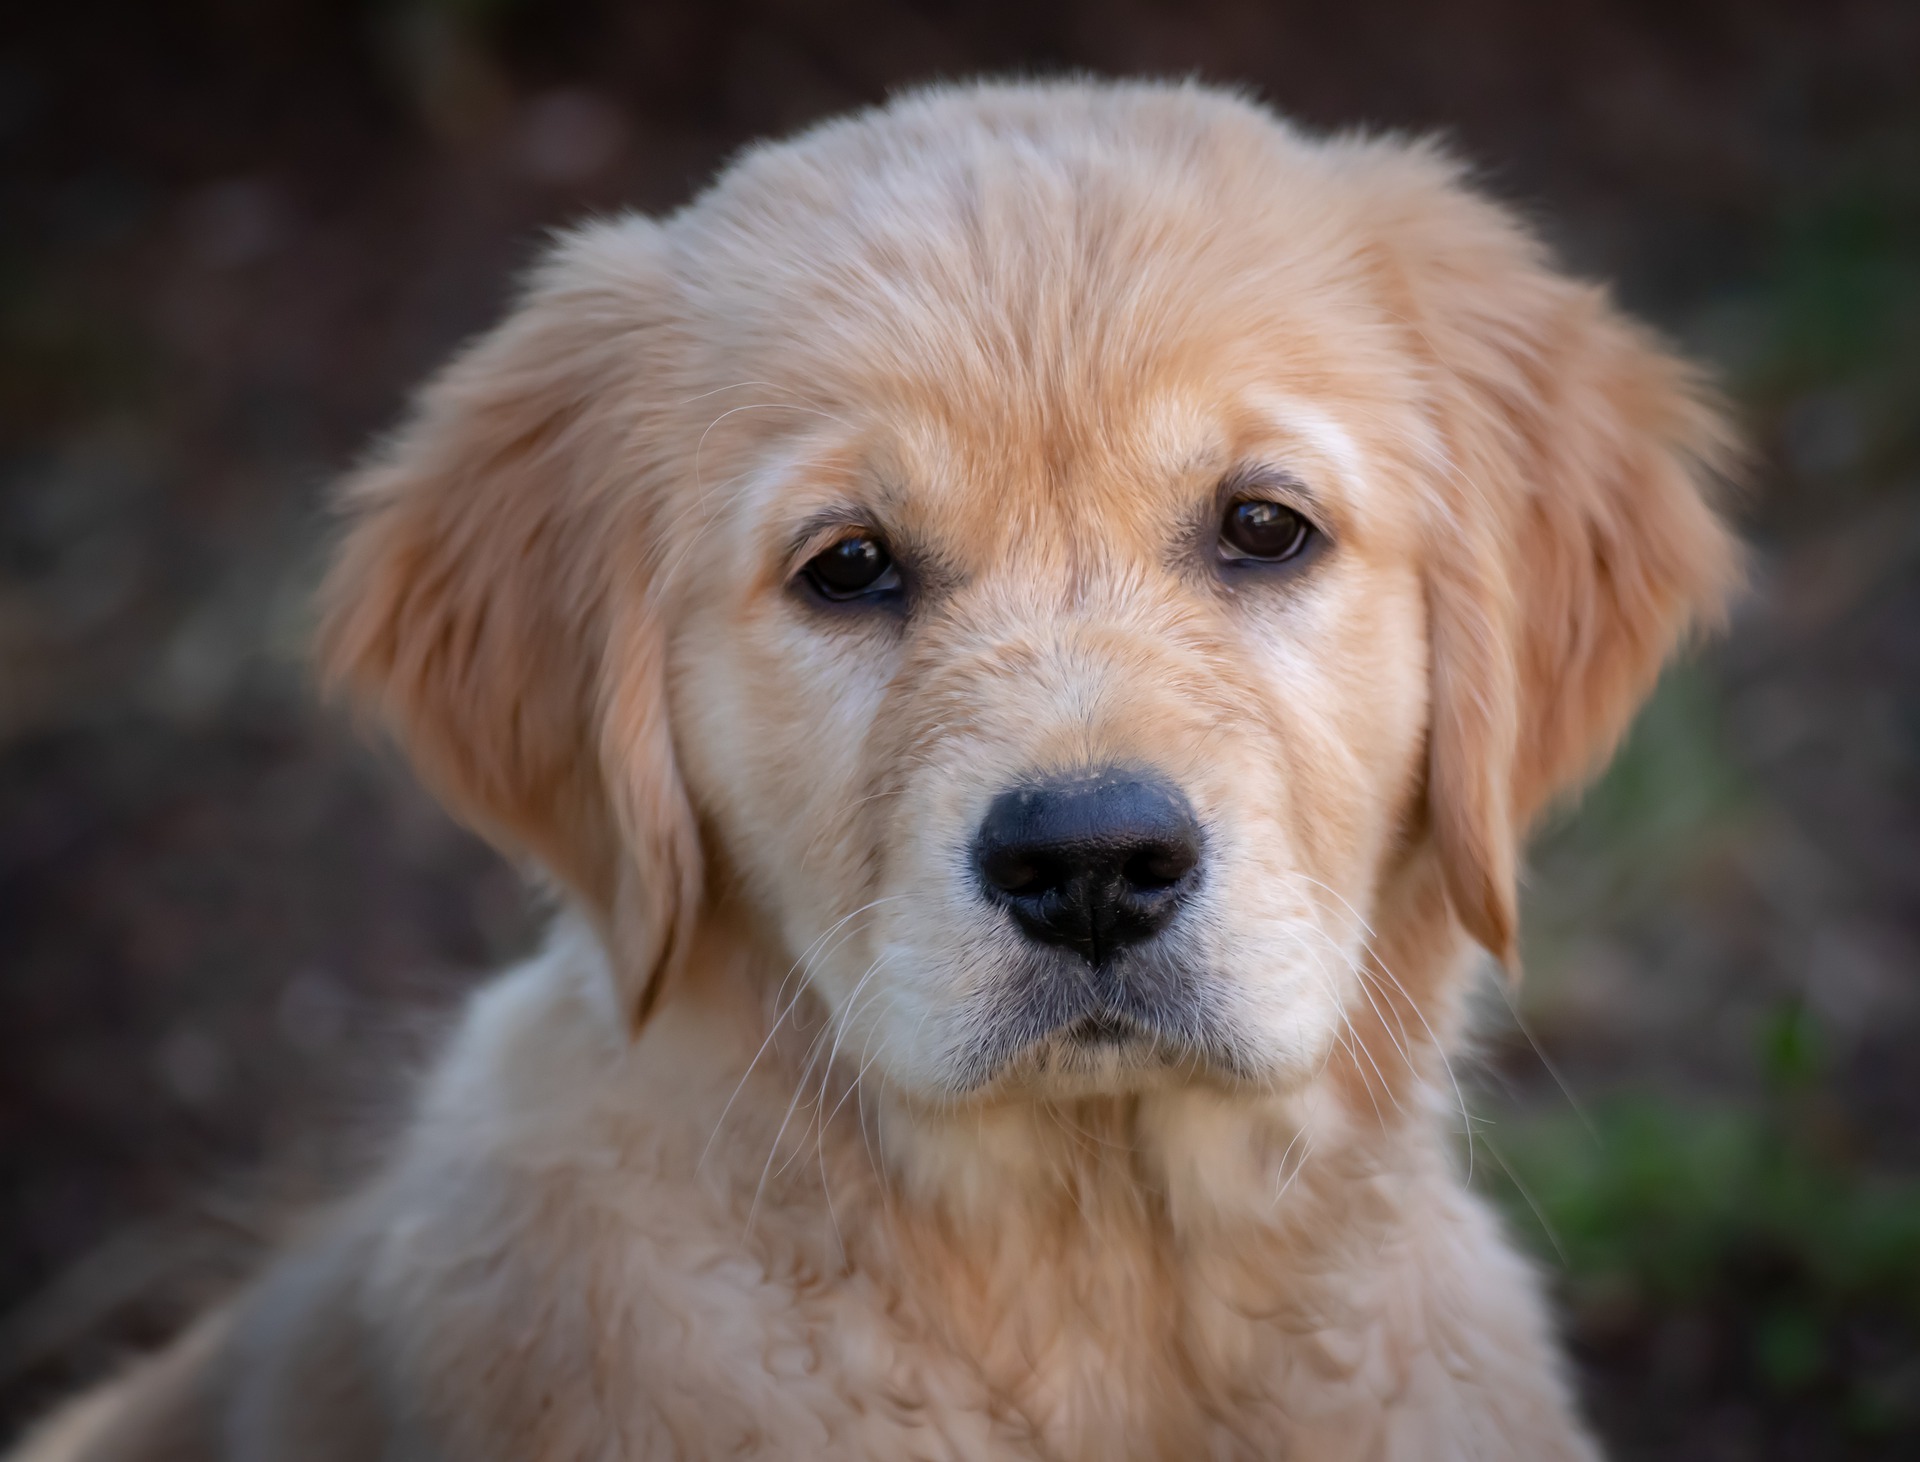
[2,1,1917,1455]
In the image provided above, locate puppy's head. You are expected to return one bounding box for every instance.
[322,83,1737,1107]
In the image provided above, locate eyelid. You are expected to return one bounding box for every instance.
[784,515,885,579]
[1219,465,1320,518]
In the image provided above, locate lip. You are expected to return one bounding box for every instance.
[946,945,1256,1094]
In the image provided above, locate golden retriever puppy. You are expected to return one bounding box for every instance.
[14,79,1738,1461]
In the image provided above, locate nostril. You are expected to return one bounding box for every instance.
[981,848,1056,899]
[1122,840,1198,893]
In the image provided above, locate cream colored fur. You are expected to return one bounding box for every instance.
[11,79,1738,1461]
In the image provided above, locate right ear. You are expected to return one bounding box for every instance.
[1342,139,1740,971]
[317,218,702,1028]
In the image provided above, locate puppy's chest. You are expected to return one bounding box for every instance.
[629,1125,1397,1456]
[396,1135,1403,1459]
[777,1207,1350,1461]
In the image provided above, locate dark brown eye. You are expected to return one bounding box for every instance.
[1219,498,1313,563]
[802,533,902,602]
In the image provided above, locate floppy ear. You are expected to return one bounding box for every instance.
[318,219,701,1027]
[1367,148,1741,967]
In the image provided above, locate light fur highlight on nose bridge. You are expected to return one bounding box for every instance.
[898,592,1245,792]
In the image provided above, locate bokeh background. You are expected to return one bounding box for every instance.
[3,1,1918,1455]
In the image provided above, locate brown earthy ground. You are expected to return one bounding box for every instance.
[3,3,1917,1456]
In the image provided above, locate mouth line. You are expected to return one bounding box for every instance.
[1057,1011,1152,1046]
[949,993,1255,1097]
[941,944,1261,1095]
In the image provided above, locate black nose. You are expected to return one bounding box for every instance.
[975,769,1202,964]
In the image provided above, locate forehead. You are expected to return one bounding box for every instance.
[713,358,1428,577]
[878,387,1391,540]
[667,102,1436,555]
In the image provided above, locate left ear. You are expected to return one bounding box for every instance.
[1358,143,1742,967]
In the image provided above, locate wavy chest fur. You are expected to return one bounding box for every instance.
[347,930,1576,1462]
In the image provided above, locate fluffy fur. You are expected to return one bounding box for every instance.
[14,80,1738,1461]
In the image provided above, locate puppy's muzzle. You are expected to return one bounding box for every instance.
[975,768,1201,965]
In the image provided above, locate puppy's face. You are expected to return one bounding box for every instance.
[674,360,1434,1101]
[323,84,1737,1114]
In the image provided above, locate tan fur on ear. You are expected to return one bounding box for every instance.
[1358,143,1742,967]
[317,219,701,1026]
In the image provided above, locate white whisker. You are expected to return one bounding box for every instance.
[698,894,907,1171]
